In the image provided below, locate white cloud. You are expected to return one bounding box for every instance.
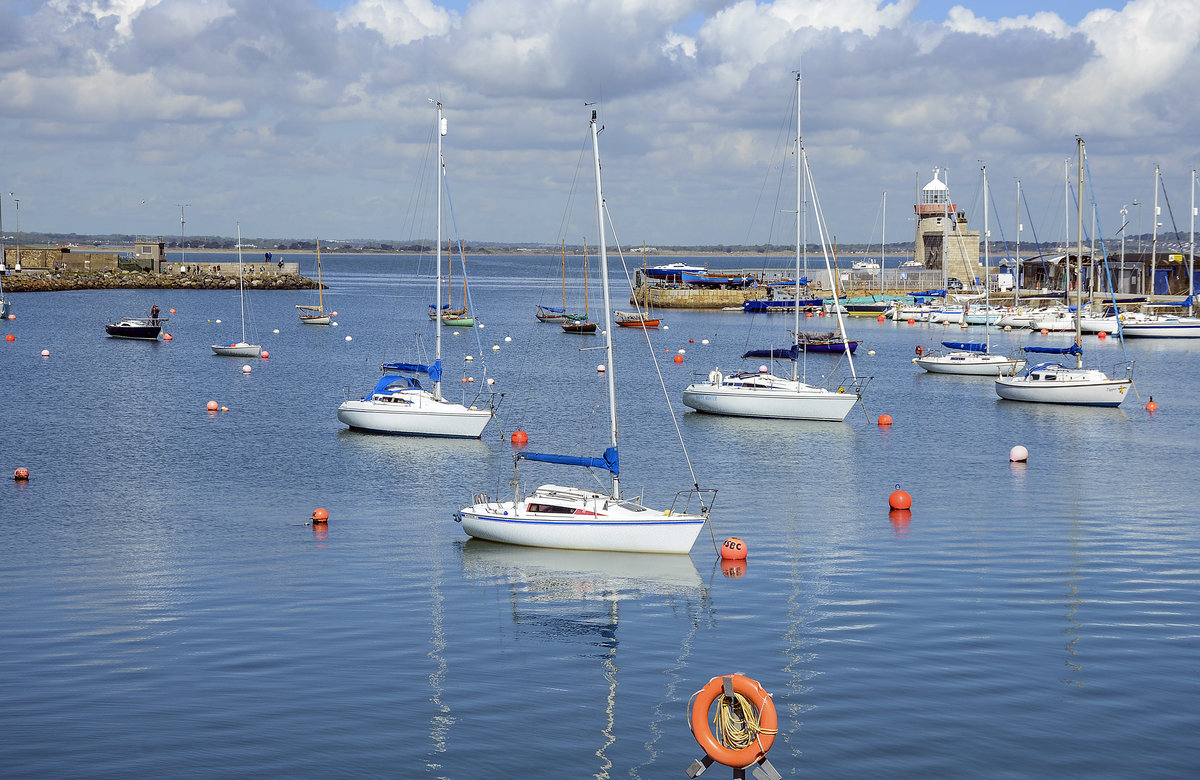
[337,0,456,46]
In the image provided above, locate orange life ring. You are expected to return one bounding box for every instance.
[689,674,777,769]
[915,345,923,356]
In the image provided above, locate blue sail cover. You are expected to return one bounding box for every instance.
[517,446,619,476]
[1160,294,1194,308]
[538,305,565,313]
[942,341,986,352]
[742,346,799,360]
[368,374,422,396]
[381,360,442,382]
[913,289,947,299]
[1022,344,1082,355]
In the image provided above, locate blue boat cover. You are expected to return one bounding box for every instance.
[913,289,947,298]
[538,305,565,313]
[381,360,442,382]
[368,374,423,396]
[1022,344,1082,355]
[1160,294,1194,307]
[742,346,799,360]
[941,341,986,352]
[517,446,619,476]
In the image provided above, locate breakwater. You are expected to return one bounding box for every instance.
[2,270,318,293]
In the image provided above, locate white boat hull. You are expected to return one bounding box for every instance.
[1119,319,1200,338]
[995,367,1131,406]
[299,314,331,325]
[211,342,262,357]
[682,372,857,421]
[337,392,491,438]
[457,485,706,554]
[915,353,1026,375]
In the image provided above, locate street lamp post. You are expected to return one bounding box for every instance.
[1120,205,1128,294]
[177,204,190,271]
[1132,198,1142,293]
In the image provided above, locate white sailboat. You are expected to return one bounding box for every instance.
[336,101,493,439]
[915,165,1026,376]
[456,109,715,554]
[296,238,331,325]
[211,223,262,358]
[681,73,864,422]
[996,137,1133,406]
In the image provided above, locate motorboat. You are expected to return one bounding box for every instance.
[106,316,167,340]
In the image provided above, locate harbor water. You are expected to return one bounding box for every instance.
[2,253,1198,777]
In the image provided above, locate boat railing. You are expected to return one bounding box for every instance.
[668,488,718,518]
[839,375,874,396]
[1112,360,1135,379]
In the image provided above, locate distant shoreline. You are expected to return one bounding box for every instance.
[2,269,317,293]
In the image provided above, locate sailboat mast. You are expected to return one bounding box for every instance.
[561,240,567,311]
[1151,163,1160,299]
[983,164,990,350]
[1015,180,1021,308]
[434,101,446,400]
[792,71,802,383]
[237,221,246,344]
[590,109,619,498]
[1191,168,1196,300]
[583,238,590,317]
[880,191,886,298]
[316,238,324,311]
[1075,137,1085,368]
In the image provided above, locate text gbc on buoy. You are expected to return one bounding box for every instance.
[720,537,747,560]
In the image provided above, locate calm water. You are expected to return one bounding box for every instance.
[3,254,1199,778]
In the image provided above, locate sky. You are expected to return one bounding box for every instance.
[0,0,1197,248]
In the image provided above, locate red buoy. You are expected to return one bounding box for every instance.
[877,314,886,322]
[907,318,916,325]
[163,333,173,341]
[511,430,529,445]
[889,487,912,510]
[1097,331,1107,340]
[13,467,30,481]
[5,334,13,342]
[1146,397,1158,413]
[877,414,893,426]
[720,537,748,560]
[260,350,269,359]
[206,400,219,411]
[311,507,329,524]
[673,354,684,363]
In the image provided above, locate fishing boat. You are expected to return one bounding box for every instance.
[457,109,715,553]
[562,238,597,334]
[105,315,168,340]
[296,238,330,324]
[336,101,493,438]
[995,138,1132,406]
[915,165,1026,376]
[683,74,866,422]
[211,224,262,357]
[429,238,474,327]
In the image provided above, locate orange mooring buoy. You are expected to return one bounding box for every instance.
[1146,396,1158,412]
[14,467,30,481]
[720,537,748,560]
[511,430,529,445]
[5,334,13,342]
[673,354,684,363]
[206,400,219,411]
[889,486,912,510]
[1098,330,1107,340]
[877,414,893,426]
[311,508,329,524]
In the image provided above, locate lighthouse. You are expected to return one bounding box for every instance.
[913,168,980,285]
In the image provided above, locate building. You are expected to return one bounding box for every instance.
[913,169,981,285]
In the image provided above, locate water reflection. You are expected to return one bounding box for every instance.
[458,541,706,778]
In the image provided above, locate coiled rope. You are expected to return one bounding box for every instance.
[712,690,777,751]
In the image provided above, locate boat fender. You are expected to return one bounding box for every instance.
[914,345,923,356]
[709,369,722,384]
[689,674,777,769]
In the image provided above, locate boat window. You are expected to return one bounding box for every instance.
[526,503,573,514]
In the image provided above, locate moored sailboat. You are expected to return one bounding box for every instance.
[457,109,714,553]
[995,138,1132,406]
[683,73,866,422]
[336,101,494,438]
[296,237,331,325]
[211,224,263,357]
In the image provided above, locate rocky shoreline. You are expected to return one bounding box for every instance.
[2,270,319,293]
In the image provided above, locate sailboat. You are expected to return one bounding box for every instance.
[535,242,569,323]
[429,237,474,327]
[914,165,1026,375]
[562,238,597,334]
[296,238,331,325]
[681,73,865,422]
[457,109,715,554]
[336,101,494,438]
[614,243,661,328]
[995,137,1133,406]
[211,223,263,357]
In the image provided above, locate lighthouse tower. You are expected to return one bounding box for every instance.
[913,168,980,283]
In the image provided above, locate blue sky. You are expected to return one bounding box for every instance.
[0,0,1196,246]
